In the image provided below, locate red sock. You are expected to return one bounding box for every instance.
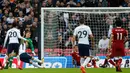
[103,59,108,65]
[0,61,2,66]
[118,58,122,66]
[92,60,96,67]
[109,59,116,66]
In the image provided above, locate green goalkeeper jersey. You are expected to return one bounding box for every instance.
[26,38,34,51]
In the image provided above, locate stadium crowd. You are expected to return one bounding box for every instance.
[0,0,40,55]
[42,0,130,7]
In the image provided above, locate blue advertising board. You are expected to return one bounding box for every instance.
[0,56,130,68]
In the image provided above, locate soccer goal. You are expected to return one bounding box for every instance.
[41,8,130,68]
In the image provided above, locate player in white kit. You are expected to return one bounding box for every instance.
[73,17,94,73]
[2,22,28,69]
[18,31,44,69]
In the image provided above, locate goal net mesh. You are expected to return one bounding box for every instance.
[42,8,130,57]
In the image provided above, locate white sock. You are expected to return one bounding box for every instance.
[32,62,42,68]
[17,56,21,66]
[33,58,42,63]
[82,57,91,67]
[3,55,8,66]
[80,58,84,66]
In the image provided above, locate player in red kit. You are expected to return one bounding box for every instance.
[0,47,4,70]
[71,46,80,67]
[108,18,128,72]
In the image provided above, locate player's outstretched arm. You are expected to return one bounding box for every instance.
[72,28,77,48]
[3,31,9,48]
[17,30,27,41]
[28,39,35,56]
[90,34,95,50]
[108,34,113,49]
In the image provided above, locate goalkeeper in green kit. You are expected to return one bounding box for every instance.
[4,31,44,69]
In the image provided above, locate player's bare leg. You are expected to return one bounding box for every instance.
[32,57,44,64]
[92,59,98,68]
[4,54,11,69]
[80,57,84,66]
[17,56,22,70]
[0,61,4,70]
[16,53,22,70]
[80,57,86,73]
[80,56,91,73]
[100,56,109,68]
[30,59,44,68]
[116,57,122,72]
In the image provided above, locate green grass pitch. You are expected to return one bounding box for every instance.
[0,68,130,73]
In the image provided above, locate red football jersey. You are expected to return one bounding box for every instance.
[112,27,127,43]
[71,51,80,63]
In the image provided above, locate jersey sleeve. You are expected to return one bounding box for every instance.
[73,28,77,36]
[28,39,34,51]
[88,26,92,35]
[112,29,114,34]
[17,30,27,41]
[3,31,9,48]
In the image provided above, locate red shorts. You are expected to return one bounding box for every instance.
[110,43,125,57]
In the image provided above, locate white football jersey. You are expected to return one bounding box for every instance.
[73,25,92,45]
[19,43,26,55]
[3,28,27,47]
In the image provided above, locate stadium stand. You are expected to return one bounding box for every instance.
[41,0,130,7]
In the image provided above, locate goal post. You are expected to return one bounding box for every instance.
[41,7,130,67]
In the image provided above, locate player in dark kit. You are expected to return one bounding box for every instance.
[108,18,128,72]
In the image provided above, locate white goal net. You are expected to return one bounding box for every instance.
[41,8,130,59]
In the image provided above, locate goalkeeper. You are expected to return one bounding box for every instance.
[18,30,44,69]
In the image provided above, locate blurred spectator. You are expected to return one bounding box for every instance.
[84,0,96,7]
[55,0,61,7]
[67,0,76,7]
[6,12,14,24]
[60,2,65,7]
[18,11,24,22]
[76,2,81,7]
[98,35,109,54]
[96,0,108,7]
[121,0,129,7]
[63,12,69,29]
[0,9,3,20]
[25,3,32,15]
[46,0,54,7]
[0,24,3,45]
[1,24,8,43]
[57,28,65,49]
[42,1,46,7]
